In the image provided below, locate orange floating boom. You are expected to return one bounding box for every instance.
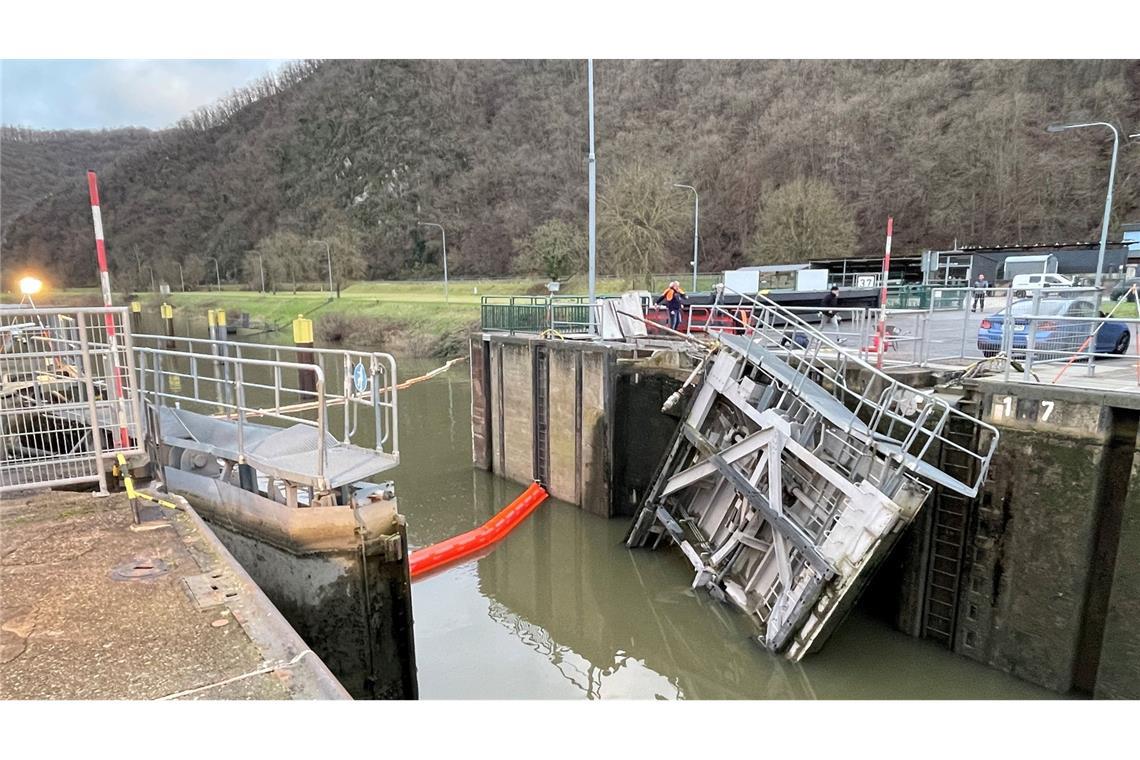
[408,482,548,579]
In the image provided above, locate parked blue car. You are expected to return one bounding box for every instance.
[976,298,1131,359]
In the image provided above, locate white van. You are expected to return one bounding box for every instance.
[1011,272,1073,296]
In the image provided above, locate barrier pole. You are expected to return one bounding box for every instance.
[86,170,130,449]
[876,216,893,370]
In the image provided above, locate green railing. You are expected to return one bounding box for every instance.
[480,296,596,334]
[883,284,931,309]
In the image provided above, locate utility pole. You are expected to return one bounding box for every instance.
[674,184,699,291]
[310,240,333,296]
[417,222,449,304]
[258,253,266,294]
[1046,122,1120,288]
[587,58,597,332]
[177,262,185,292]
[207,257,222,291]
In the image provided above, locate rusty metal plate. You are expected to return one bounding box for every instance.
[111,558,171,581]
[182,571,241,610]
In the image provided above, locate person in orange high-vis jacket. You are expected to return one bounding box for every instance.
[655,280,688,331]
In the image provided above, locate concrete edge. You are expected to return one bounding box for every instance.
[969,375,1140,411]
[165,491,352,700]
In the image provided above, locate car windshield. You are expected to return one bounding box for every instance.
[1002,300,1069,317]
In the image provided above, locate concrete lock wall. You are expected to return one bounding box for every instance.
[1095,446,1140,698]
[471,335,682,518]
[944,383,1139,697]
[471,335,1140,697]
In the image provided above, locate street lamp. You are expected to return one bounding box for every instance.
[206,257,222,291]
[587,58,597,331]
[310,240,333,296]
[417,222,449,303]
[1046,121,1120,288]
[18,275,42,308]
[673,183,699,291]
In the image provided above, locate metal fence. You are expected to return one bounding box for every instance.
[1,306,144,493]
[481,295,599,336]
[131,334,400,461]
[707,285,1000,498]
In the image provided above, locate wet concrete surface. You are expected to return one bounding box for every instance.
[0,488,294,700]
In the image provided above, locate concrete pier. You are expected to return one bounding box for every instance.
[0,488,348,699]
[470,334,686,517]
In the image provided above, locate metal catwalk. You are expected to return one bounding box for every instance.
[627,291,998,660]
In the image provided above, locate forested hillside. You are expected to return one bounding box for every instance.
[2,59,1137,289]
[1,126,156,230]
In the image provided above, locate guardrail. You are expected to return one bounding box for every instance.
[707,285,1000,497]
[1,306,145,493]
[131,334,399,459]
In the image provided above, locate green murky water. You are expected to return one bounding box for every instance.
[392,357,1054,700]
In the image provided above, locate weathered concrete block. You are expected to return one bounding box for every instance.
[956,427,1103,693]
[470,336,491,470]
[580,350,609,517]
[547,349,580,503]
[500,342,534,484]
[1094,449,1140,698]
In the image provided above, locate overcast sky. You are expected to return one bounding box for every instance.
[0,59,288,130]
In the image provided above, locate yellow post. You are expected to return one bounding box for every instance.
[293,315,316,397]
[161,302,174,348]
[129,300,142,332]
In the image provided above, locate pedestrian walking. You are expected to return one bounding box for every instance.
[971,273,988,313]
[655,280,688,332]
[819,285,846,343]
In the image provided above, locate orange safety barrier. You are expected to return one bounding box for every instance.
[408,482,548,579]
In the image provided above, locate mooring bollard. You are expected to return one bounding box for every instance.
[129,300,142,333]
[293,314,317,398]
[161,302,175,349]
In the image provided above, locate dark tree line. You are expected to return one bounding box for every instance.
[1,59,1137,289]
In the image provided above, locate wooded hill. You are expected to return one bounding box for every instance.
[2,59,1137,289]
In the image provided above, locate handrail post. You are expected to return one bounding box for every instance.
[315,368,327,488]
[235,361,246,460]
[75,311,109,495]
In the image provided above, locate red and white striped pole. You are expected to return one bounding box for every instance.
[876,216,893,370]
[87,170,131,449]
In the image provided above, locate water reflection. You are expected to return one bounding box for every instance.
[395,355,1056,700]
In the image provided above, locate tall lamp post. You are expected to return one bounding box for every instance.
[1046,121,1120,288]
[310,240,333,296]
[417,222,449,304]
[207,257,222,291]
[673,183,699,291]
[587,58,597,332]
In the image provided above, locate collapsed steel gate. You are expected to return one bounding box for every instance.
[0,306,144,493]
[626,292,999,660]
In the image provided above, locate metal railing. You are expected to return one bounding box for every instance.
[480,295,599,335]
[704,285,999,497]
[1,306,144,493]
[131,334,400,459]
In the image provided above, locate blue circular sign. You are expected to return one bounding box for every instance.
[353,361,369,393]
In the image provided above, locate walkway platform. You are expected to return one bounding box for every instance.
[158,407,398,490]
[0,488,348,700]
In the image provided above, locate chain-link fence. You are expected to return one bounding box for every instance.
[1,306,144,493]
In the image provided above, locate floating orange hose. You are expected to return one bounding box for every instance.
[408,482,548,579]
